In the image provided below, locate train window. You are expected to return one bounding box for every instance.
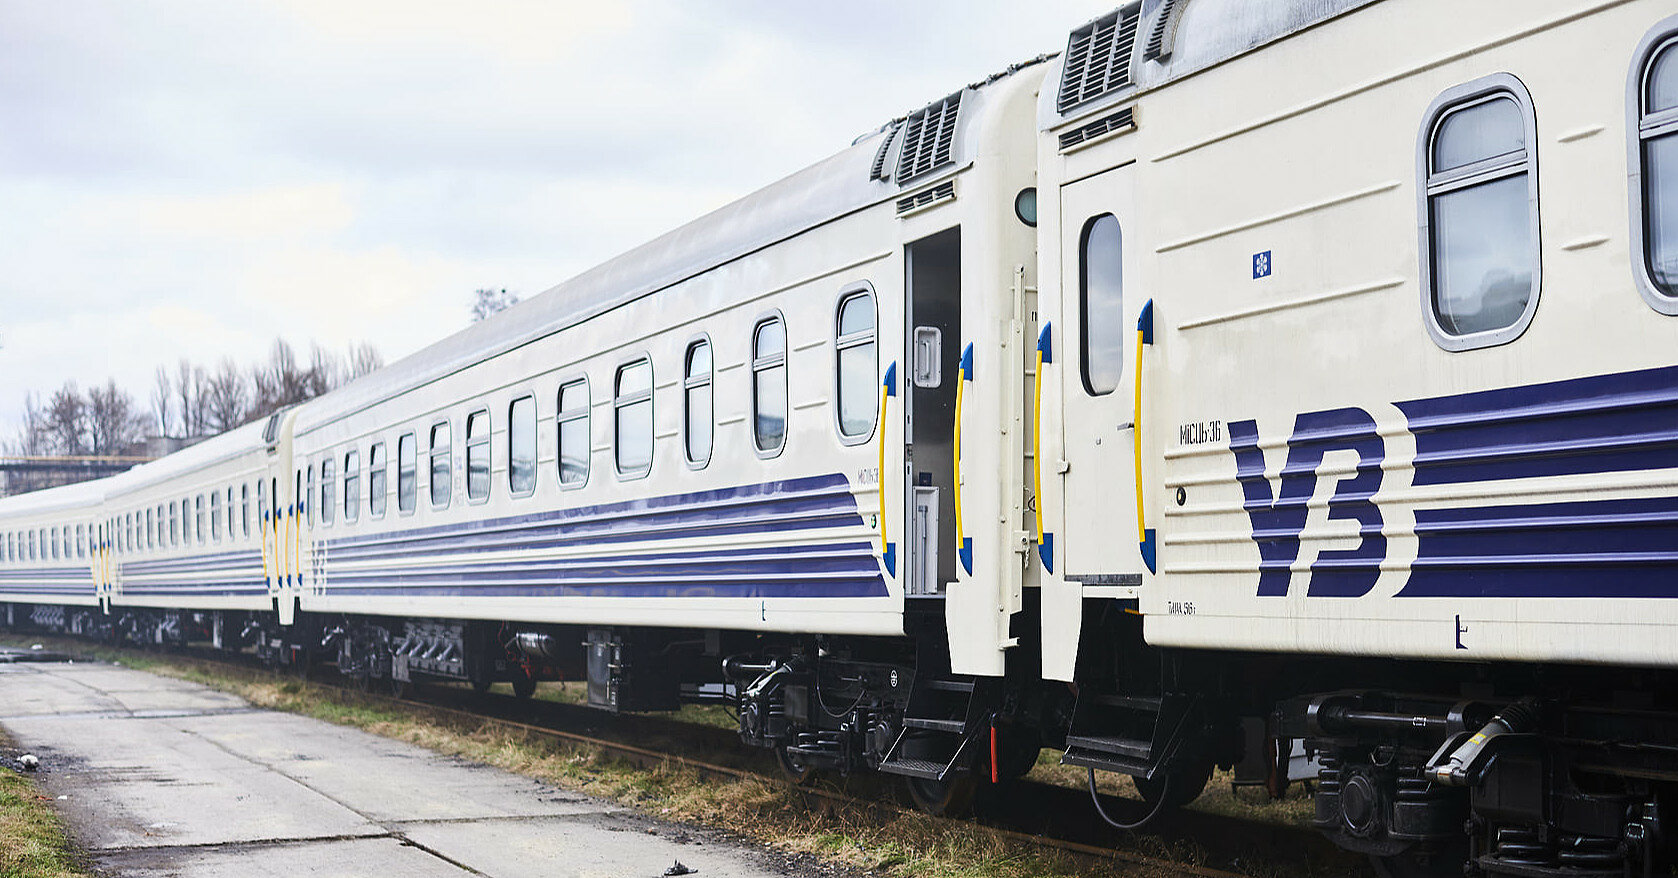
[1419,74,1540,350]
[76,524,85,559]
[343,453,359,523]
[52,527,61,560]
[684,340,713,467]
[369,442,388,518]
[1080,214,1124,395]
[169,501,179,547]
[196,494,206,543]
[241,484,250,537]
[28,530,35,561]
[305,467,316,527]
[1632,22,1678,311]
[615,360,654,479]
[556,382,588,488]
[146,508,154,549]
[465,410,490,502]
[752,316,787,456]
[510,395,538,495]
[835,289,878,441]
[430,422,452,509]
[211,491,222,542]
[397,434,417,514]
[321,457,336,525]
[225,487,234,538]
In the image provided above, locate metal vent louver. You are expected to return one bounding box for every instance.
[895,92,962,183]
[1143,0,1181,61]
[896,181,956,216]
[1056,6,1141,114]
[1059,107,1136,151]
[869,125,900,181]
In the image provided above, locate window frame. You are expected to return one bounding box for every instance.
[320,457,336,526]
[397,432,417,515]
[429,419,452,510]
[1629,16,1678,313]
[210,490,222,542]
[1416,72,1543,351]
[342,451,360,523]
[509,393,539,498]
[613,357,655,480]
[554,379,590,489]
[369,441,388,519]
[751,312,789,459]
[465,408,491,504]
[833,285,879,444]
[1079,213,1126,396]
[682,336,714,468]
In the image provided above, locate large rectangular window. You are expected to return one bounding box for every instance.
[557,381,589,487]
[1080,214,1124,395]
[369,442,388,518]
[752,317,787,455]
[835,290,878,440]
[466,410,490,502]
[683,341,713,467]
[430,421,452,508]
[510,396,537,495]
[255,482,266,536]
[1420,75,1539,350]
[615,360,653,478]
[321,458,336,525]
[195,495,205,544]
[1635,26,1678,310]
[305,467,315,526]
[397,433,417,514]
[343,452,360,522]
[169,501,179,547]
[210,491,222,542]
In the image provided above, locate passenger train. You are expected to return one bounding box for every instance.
[5,1,1678,874]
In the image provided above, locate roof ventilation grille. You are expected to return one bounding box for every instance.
[1056,6,1141,114]
[1143,0,1183,61]
[1058,107,1136,152]
[869,125,900,181]
[896,181,956,216]
[895,92,962,184]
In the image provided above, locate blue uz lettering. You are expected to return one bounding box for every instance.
[1226,408,1386,597]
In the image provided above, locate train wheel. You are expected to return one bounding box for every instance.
[775,746,819,787]
[471,677,493,695]
[511,673,537,699]
[1133,761,1212,810]
[906,773,978,817]
[1370,840,1468,878]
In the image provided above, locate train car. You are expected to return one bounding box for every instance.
[1034,0,1678,874]
[98,415,294,647]
[254,58,1049,802]
[0,478,102,632]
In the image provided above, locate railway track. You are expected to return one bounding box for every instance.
[10,636,1366,877]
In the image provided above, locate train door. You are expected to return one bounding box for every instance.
[1057,166,1146,583]
[904,228,961,602]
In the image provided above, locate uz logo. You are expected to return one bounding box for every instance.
[1227,408,1385,597]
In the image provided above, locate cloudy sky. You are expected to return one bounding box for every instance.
[0,0,1112,443]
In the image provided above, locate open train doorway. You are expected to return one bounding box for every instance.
[904,227,960,601]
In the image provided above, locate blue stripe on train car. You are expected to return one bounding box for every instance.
[1398,496,1678,597]
[0,567,93,597]
[1392,365,1678,598]
[1394,363,1678,486]
[320,472,888,599]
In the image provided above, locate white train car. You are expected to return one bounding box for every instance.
[99,416,292,644]
[1034,0,1678,873]
[0,478,102,630]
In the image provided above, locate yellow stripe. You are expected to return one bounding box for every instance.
[877,384,889,556]
[1032,350,1045,544]
[1133,328,1146,544]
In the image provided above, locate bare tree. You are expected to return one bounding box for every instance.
[204,358,248,432]
[175,359,211,438]
[151,365,174,439]
[307,343,341,398]
[87,380,149,455]
[43,382,88,455]
[470,288,519,322]
[346,341,383,380]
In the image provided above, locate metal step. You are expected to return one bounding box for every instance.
[1062,745,1153,778]
[903,717,966,733]
[922,678,975,693]
[878,756,956,779]
[1065,734,1152,760]
[1088,693,1163,712]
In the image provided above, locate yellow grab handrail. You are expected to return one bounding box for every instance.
[954,343,973,575]
[1134,300,1156,573]
[878,362,897,577]
[1033,324,1054,573]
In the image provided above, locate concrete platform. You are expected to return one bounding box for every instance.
[0,660,810,877]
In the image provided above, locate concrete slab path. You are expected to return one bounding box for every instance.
[0,660,812,878]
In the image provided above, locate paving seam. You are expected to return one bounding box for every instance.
[0,707,261,722]
[91,830,398,854]
[388,811,622,827]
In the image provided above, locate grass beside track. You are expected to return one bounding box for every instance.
[0,729,91,878]
[0,635,1333,878]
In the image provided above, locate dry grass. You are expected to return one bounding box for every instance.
[1026,751,1317,830]
[0,731,91,878]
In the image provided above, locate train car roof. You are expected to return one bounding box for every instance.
[0,475,107,518]
[292,60,1046,436]
[100,417,272,500]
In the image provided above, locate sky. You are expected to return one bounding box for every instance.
[0,0,1114,443]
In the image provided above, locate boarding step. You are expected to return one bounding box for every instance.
[876,757,949,779]
[904,717,967,734]
[1065,734,1152,761]
[1061,744,1152,777]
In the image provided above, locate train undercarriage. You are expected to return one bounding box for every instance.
[6,598,1678,877]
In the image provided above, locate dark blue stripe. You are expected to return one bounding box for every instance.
[1394,364,1678,486]
[120,548,263,575]
[1398,496,1678,597]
